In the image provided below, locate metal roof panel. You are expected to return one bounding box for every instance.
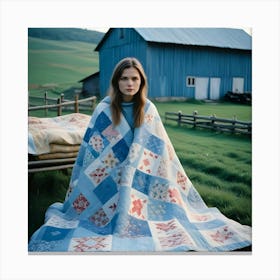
[134,28,251,50]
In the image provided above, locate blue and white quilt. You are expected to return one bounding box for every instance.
[28,97,251,252]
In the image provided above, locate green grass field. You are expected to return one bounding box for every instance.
[28,37,99,94]
[154,100,251,121]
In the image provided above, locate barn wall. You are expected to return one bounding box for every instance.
[97,28,252,99]
[146,43,252,99]
[98,28,148,96]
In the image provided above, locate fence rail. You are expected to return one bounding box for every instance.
[28,157,76,173]
[165,111,251,135]
[28,93,97,116]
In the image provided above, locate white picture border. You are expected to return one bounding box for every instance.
[1,0,279,279]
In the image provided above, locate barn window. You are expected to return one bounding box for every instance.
[186,76,196,87]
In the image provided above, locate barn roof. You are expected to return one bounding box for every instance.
[95,28,251,51]
[78,71,99,83]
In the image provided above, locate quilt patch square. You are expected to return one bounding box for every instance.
[112,139,129,162]
[41,226,71,241]
[93,176,118,204]
[69,235,112,252]
[129,192,148,220]
[132,169,151,195]
[82,149,96,169]
[72,193,90,214]
[89,133,104,153]
[156,158,170,179]
[28,239,65,252]
[117,215,152,238]
[146,134,164,155]
[147,199,167,220]
[149,180,169,201]
[149,219,196,250]
[102,124,121,142]
[101,151,119,170]
[88,166,109,186]
[138,149,160,175]
[89,208,110,227]
[93,111,111,132]
[45,215,79,229]
[200,225,237,247]
[83,127,94,143]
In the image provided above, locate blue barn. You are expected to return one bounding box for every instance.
[95,28,252,100]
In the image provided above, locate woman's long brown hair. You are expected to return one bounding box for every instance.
[108,57,148,128]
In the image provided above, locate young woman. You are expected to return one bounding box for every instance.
[28,57,251,252]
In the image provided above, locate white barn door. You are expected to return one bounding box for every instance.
[210,78,221,100]
[195,78,209,100]
[232,77,244,93]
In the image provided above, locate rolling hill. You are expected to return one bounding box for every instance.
[28,28,104,44]
[28,28,103,97]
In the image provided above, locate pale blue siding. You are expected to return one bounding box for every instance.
[95,28,252,99]
[97,29,148,95]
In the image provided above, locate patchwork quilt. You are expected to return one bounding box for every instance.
[28,97,251,252]
[28,113,91,156]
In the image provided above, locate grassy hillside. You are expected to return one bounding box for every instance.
[28,28,104,44]
[28,37,99,95]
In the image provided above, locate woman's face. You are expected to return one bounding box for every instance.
[118,67,141,102]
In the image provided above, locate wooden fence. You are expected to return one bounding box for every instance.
[28,93,98,173]
[28,157,76,173]
[28,93,97,116]
[165,111,251,135]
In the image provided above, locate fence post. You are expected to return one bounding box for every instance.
[232,115,236,133]
[61,93,64,103]
[92,96,96,109]
[57,97,62,116]
[44,91,48,117]
[248,123,252,135]
[74,95,79,113]
[193,111,198,128]
[211,114,216,131]
[178,111,182,126]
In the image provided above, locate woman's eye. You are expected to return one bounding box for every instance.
[120,76,139,81]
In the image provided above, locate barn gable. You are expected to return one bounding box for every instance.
[95,28,252,100]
